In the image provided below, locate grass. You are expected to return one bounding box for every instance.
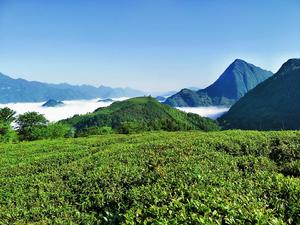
[0,131,299,224]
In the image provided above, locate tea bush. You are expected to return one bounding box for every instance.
[0,131,299,224]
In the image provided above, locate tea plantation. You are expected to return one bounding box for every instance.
[0,131,300,224]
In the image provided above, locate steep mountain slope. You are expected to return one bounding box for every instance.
[0,73,144,103]
[165,59,273,107]
[219,59,300,130]
[63,97,219,133]
[165,89,213,107]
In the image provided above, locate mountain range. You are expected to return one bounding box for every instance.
[164,59,273,107]
[219,58,300,130]
[0,72,144,103]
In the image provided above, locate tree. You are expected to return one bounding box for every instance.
[0,107,16,124]
[0,107,17,142]
[117,121,146,134]
[16,112,48,141]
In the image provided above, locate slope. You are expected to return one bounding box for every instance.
[219,58,300,130]
[63,96,219,133]
[165,59,273,107]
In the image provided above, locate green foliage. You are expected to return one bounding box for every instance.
[0,122,17,142]
[41,123,75,139]
[0,131,300,224]
[118,121,147,134]
[16,112,49,141]
[0,107,16,123]
[76,126,114,137]
[0,107,17,143]
[63,97,219,133]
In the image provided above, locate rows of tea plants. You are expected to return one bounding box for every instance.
[0,131,299,224]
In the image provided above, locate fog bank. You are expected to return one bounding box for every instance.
[0,99,228,122]
[177,106,229,119]
[0,98,127,122]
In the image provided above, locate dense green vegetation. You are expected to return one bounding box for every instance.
[0,131,299,224]
[0,108,73,142]
[63,96,219,135]
[165,59,272,107]
[220,59,300,130]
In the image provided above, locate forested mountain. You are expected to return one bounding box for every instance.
[0,72,144,103]
[219,59,300,130]
[63,97,219,134]
[165,59,273,107]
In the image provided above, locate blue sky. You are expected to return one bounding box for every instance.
[0,0,299,92]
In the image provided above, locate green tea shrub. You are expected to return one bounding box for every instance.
[0,131,299,224]
[281,160,300,177]
[76,126,114,137]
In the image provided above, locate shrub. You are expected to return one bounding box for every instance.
[76,126,114,137]
[42,123,75,139]
[0,122,17,143]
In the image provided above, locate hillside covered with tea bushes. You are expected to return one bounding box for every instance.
[0,131,299,224]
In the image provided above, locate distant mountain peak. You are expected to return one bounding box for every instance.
[165,59,273,107]
[219,58,300,130]
[233,58,247,64]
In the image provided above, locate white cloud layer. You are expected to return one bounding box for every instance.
[0,99,228,122]
[177,107,229,119]
[0,98,128,122]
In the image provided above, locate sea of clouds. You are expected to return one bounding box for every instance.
[0,98,229,122]
[177,106,229,119]
[0,98,128,122]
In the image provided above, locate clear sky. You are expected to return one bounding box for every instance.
[0,0,299,92]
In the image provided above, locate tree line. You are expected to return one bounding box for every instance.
[0,107,74,142]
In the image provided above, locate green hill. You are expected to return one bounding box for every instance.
[0,131,300,224]
[219,59,300,130]
[165,59,273,107]
[63,97,219,134]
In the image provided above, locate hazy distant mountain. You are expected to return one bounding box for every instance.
[98,98,113,103]
[42,99,64,107]
[219,59,300,130]
[0,73,144,103]
[165,59,273,107]
[155,96,167,102]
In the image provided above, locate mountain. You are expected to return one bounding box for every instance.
[165,59,273,107]
[97,98,113,103]
[63,97,219,134]
[42,99,64,107]
[219,59,300,130]
[0,73,144,103]
[155,96,167,102]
